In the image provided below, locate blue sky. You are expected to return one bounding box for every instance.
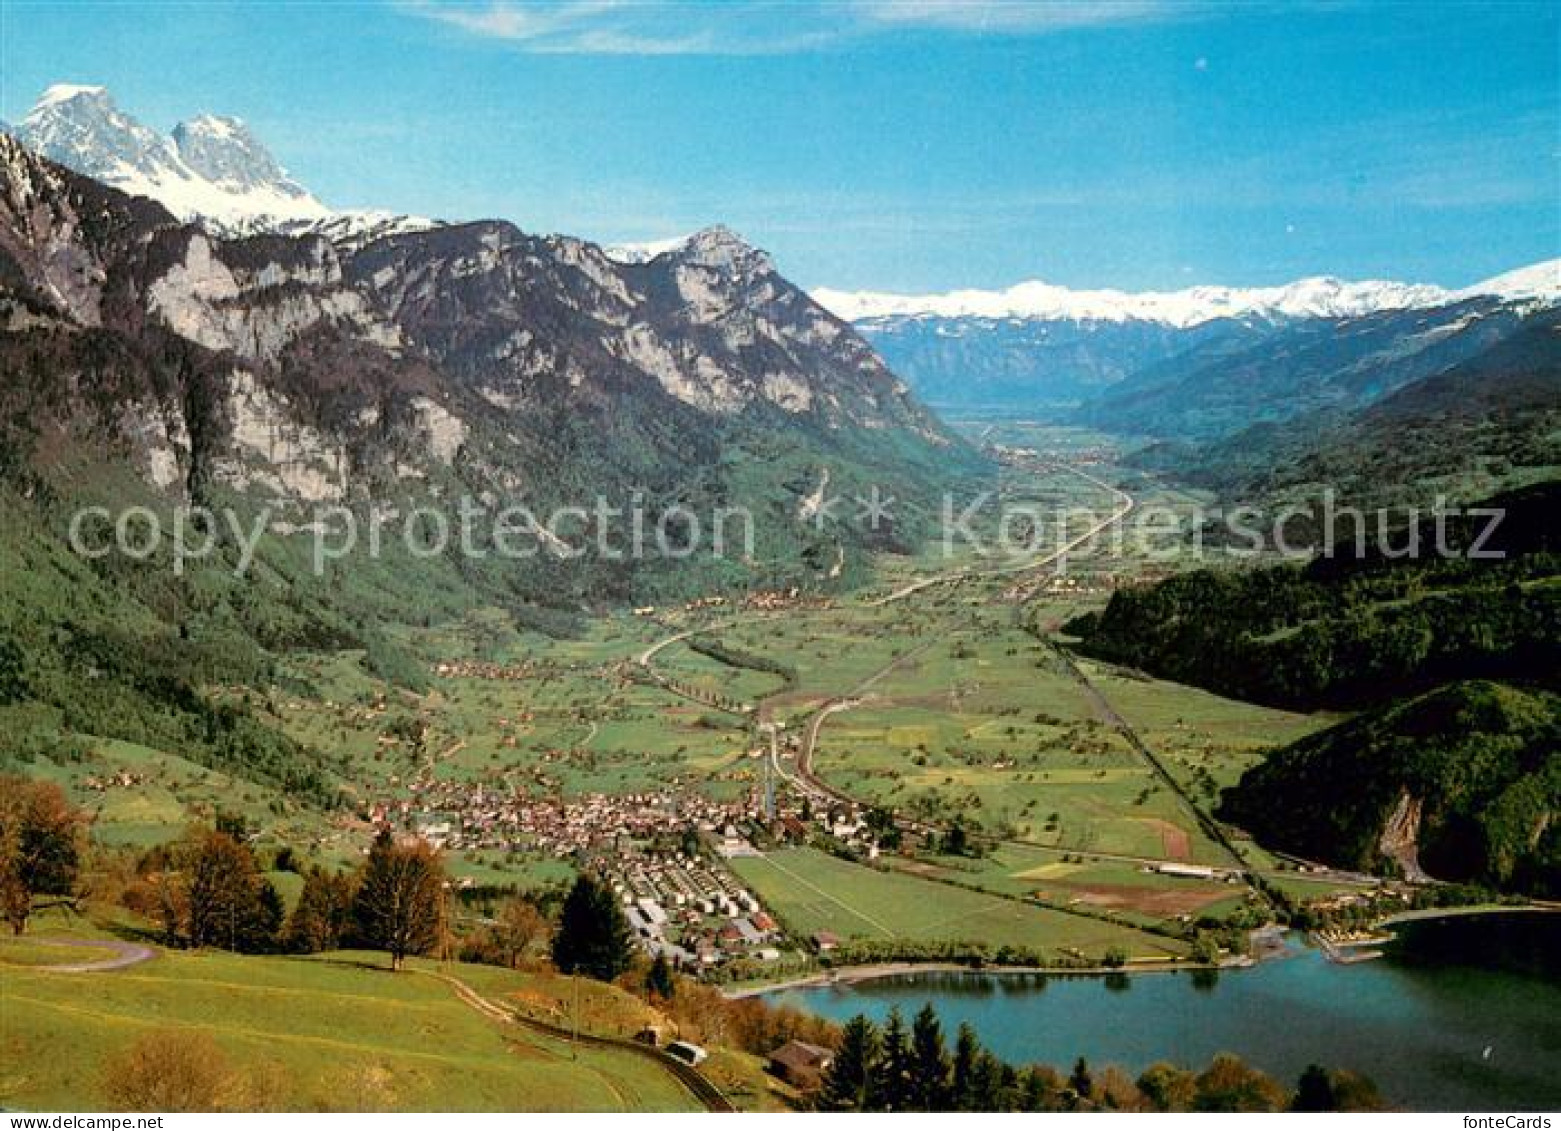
[2,1,1556,291]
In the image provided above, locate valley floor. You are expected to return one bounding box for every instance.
[4,428,1417,1109]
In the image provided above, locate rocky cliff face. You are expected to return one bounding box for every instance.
[0,134,963,587]
[349,221,936,435]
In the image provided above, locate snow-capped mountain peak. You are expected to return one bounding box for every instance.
[32,83,111,110]
[811,275,1456,329]
[12,84,451,247]
[21,82,184,187]
[16,83,331,232]
[170,113,312,201]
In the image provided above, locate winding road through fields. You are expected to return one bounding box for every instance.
[638,458,1143,832]
[635,456,1357,895]
[5,937,158,973]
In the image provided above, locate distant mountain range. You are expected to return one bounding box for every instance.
[811,251,1558,512]
[814,275,1464,327]
[813,258,1557,327]
[812,263,1557,414]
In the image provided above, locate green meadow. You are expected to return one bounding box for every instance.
[0,941,698,1112]
[729,846,1187,960]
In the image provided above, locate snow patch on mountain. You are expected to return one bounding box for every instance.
[34,83,109,110]
[603,233,694,264]
[1458,259,1561,304]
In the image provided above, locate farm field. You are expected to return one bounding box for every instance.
[1074,659,1332,801]
[729,847,1188,961]
[881,844,1248,925]
[650,638,790,707]
[802,598,1304,865]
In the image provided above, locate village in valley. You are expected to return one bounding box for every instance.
[365,726,877,975]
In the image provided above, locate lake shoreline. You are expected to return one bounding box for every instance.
[723,957,1219,999]
[728,903,1561,998]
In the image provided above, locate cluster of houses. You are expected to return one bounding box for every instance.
[431,659,543,681]
[80,769,145,792]
[1030,572,1118,597]
[375,782,754,858]
[989,440,1118,468]
[606,849,785,968]
[352,708,909,976]
[740,587,833,612]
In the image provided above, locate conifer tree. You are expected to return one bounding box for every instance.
[819,1015,879,1111]
[951,1021,980,1110]
[909,1002,952,1110]
[646,953,675,1000]
[550,873,634,981]
[868,1006,912,1111]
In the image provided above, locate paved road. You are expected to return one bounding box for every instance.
[11,937,157,973]
[634,619,757,717]
[636,625,701,667]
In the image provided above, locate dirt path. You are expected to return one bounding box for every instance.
[7,937,157,973]
[427,970,735,1112]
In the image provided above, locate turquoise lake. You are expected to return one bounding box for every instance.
[767,912,1561,1111]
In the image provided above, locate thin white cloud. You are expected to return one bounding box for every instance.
[403,0,1199,55]
[405,1,843,55]
[855,0,1180,33]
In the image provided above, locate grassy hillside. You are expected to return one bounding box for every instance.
[1218,681,1560,897]
[0,929,701,1111]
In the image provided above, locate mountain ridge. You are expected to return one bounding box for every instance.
[0,130,968,592]
[813,259,1559,328]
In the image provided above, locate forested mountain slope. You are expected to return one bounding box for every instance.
[1219,681,1559,897]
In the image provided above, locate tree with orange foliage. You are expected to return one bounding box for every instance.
[0,775,83,934]
[352,828,445,971]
